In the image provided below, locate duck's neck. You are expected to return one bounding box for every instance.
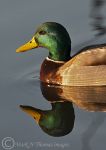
[51,102,63,111]
[51,101,73,111]
[48,44,71,61]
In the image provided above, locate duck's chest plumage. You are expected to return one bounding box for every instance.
[40,57,65,84]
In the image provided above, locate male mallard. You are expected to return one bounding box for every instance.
[20,101,75,137]
[16,22,106,86]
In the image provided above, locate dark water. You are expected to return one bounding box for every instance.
[0,0,106,150]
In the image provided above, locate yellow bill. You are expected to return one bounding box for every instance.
[16,37,38,53]
[20,105,42,123]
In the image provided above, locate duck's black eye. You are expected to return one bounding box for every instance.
[39,30,46,35]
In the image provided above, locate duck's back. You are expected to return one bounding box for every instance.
[58,45,106,86]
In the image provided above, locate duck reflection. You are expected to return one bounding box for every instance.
[20,83,106,137]
[41,82,106,112]
[20,102,75,137]
[20,85,75,137]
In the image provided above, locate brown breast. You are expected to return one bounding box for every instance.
[40,58,65,85]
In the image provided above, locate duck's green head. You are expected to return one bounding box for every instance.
[16,22,71,61]
[20,101,75,137]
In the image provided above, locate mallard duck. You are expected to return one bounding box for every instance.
[16,22,106,86]
[20,101,75,137]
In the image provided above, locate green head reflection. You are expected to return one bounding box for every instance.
[20,101,75,137]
